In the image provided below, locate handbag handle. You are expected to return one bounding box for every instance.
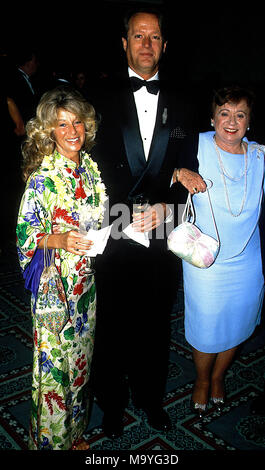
[43,234,55,269]
[182,186,220,244]
[182,192,195,224]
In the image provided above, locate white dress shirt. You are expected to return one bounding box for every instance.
[128,68,159,160]
[128,68,173,224]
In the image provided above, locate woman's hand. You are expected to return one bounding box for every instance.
[39,229,93,255]
[173,168,207,194]
[59,230,94,255]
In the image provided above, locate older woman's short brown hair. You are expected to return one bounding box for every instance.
[212,85,255,118]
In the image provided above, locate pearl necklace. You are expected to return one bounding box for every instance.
[213,136,248,217]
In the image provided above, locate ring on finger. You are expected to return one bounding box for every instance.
[193,187,198,193]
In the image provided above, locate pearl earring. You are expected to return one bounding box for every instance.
[211,121,214,127]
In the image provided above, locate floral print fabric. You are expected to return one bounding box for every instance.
[16,151,106,449]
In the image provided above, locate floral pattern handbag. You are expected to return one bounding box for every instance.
[35,235,69,342]
[167,188,220,268]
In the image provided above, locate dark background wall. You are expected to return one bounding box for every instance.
[2,0,265,140]
[5,1,265,83]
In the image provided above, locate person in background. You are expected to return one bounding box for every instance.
[6,96,25,137]
[71,69,92,101]
[16,86,106,450]
[0,63,25,256]
[9,47,39,124]
[72,70,87,91]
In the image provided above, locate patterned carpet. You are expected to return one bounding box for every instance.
[0,242,265,455]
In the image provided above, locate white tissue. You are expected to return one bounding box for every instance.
[123,224,150,248]
[84,225,113,256]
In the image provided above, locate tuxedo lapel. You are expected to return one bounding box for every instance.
[118,79,170,198]
[146,90,170,176]
[119,84,147,179]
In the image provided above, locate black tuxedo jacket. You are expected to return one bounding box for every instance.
[90,72,199,233]
[90,72,200,412]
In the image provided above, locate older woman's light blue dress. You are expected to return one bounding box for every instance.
[183,131,265,353]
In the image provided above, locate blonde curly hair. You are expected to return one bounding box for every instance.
[22,85,97,181]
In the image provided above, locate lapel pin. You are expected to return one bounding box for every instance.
[162,107,168,125]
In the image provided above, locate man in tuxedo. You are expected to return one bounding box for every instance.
[90,7,205,439]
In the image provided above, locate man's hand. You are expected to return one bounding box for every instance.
[132,203,169,232]
[173,168,206,194]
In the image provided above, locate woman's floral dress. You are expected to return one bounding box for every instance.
[16,150,106,450]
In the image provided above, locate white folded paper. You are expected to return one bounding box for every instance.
[123,224,150,248]
[84,224,113,256]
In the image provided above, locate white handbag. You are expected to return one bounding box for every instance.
[167,188,220,268]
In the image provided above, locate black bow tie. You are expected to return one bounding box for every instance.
[130,76,160,95]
